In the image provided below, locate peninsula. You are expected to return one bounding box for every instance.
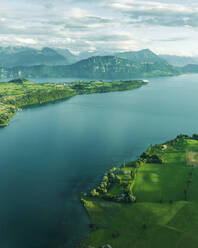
[0,78,147,127]
[80,135,198,248]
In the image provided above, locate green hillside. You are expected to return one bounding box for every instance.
[80,135,198,248]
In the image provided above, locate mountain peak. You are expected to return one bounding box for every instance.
[115,49,166,63]
[41,47,59,55]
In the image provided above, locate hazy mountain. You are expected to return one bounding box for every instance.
[55,49,109,64]
[182,64,198,73]
[115,49,166,64]
[66,55,180,78]
[0,47,180,69]
[159,55,198,67]
[54,48,79,64]
[0,46,33,55]
[0,47,68,67]
[0,55,180,79]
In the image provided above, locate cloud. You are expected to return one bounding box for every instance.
[106,0,198,27]
[15,37,37,45]
[153,37,189,42]
[0,0,197,56]
[63,16,114,30]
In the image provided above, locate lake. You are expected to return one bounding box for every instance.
[0,74,198,248]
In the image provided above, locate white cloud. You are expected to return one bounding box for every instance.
[0,0,197,56]
[15,38,37,45]
[106,0,198,27]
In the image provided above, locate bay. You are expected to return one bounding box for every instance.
[0,74,198,247]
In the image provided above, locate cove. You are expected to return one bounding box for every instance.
[0,74,198,247]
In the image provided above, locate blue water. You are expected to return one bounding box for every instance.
[0,77,87,83]
[0,74,198,247]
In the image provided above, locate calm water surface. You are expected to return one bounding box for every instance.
[0,74,198,247]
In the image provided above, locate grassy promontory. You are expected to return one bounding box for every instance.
[0,78,147,127]
[80,134,198,248]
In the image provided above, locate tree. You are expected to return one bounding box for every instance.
[90,189,99,197]
[122,162,126,168]
[192,134,198,140]
[131,170,135,180]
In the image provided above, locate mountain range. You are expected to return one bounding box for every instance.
[0,46,197,79]
[159,54,198,67]
[182,64,198,73]
[0,54,180,79]
[0,47,68,67]
[0,46,186,67]
[115,49,166,64]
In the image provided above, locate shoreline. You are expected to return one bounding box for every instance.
[0,79,147,127]
[79,134,198,248]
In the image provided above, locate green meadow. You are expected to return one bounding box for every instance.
[80,136,198,248]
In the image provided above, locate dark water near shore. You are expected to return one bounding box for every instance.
[0,74,198,247]
[0,77,88,83]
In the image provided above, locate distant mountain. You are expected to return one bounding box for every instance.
[66,55,179,78]
[0,46,36,55]
[115,49,166,64]
[74,49,168,65]
[0,47,68,67]
[0,55,180,79]
[159,55,198,67]
[182,64,198,73]
[0,46,181,69]
[54,48,79,64]
[55,49,109,64]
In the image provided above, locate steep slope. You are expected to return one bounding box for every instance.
[67,55,180,79]
[0,55,180,79]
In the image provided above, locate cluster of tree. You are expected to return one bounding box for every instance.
[90,166,136,203]
[123,191,136,203]
[192,134,198,140]
[90,168,119,197]
[165,133,198,144]
[165,134,190,146]
[140,152,163,164]
[125,158,146,168]
[0,108,16,126]
[176,134,189,139]
[70,80,145,95]
[2,88,76,108]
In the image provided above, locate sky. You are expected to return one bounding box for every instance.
[0,0,198,56]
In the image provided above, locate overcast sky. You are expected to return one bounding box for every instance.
[0,0,198,56]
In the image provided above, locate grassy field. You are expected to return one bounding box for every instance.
[80,136,198,248]
[0,78,146,127]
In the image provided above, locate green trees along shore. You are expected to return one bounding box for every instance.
[0,78,147,127]
[80,135,198,248]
